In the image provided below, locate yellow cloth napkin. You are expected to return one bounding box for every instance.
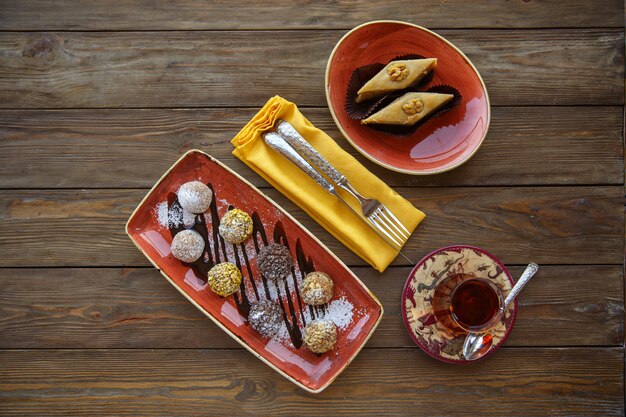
[231,96,425,272]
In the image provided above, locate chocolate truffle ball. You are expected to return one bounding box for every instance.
[257,243,293,281]
[171,229,205,262]
[207,262,242,297]
[177,181,213,214]
[303,319,337,354]
[248,300,282,338]
[301,272,334,306]
[219,208,253,244]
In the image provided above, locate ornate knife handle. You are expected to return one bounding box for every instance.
[262,131,335,194]
[503,262,539,311]
[276,120,346,185]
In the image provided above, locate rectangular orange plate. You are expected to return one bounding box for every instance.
[126,150,383,393]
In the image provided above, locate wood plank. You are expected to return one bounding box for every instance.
[0,30,622,108]
[0,348,622,416]
[0,266,621,349]
[0,187,622,267]
[0,106,622,188]
[1,0,622,30]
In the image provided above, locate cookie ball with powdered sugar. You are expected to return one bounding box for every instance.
[171,229,205,263]
[177,181,213,214]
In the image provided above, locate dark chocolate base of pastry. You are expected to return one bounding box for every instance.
[363,84,462,137]
[344,54,429,120]
[389,53,427,63]
[344,63,385,119]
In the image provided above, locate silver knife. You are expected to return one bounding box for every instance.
[262,131,363,219]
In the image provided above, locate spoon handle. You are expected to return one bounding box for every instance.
[503,263,539,310]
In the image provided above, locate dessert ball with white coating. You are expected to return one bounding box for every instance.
[177,181,213,214]
[171,229,205,262]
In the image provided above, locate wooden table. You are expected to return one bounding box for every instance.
[0,2,624,416]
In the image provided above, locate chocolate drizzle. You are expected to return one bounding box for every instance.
[208,184,222,264]
[231,243,251,316]
[251,212,272,300]
[296,239,326,316]
[274,222,306,347]
[167,186,313,349]
[237,242,259,301]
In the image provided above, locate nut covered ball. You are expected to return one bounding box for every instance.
[303,319,337,354]
[248,300,282,338]
[207,262,242,297]
[301,272,334,306]
[219,208,253,244]
[257,243,293,281]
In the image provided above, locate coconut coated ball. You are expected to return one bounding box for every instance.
[171,229,205,262]
[177,181,213,214]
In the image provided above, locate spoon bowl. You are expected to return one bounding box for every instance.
[463,333,493,361]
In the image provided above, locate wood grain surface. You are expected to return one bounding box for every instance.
[0,30,622,108]
[0,1,624,415]
[0,266,621,349]
[0,348,623,417]
[1,0,622,30]
[0,106,622,188]
[0,187,622,267]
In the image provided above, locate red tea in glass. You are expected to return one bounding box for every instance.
[451,279,500,329]
[432,273,503,333]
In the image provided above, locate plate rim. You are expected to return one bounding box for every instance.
[400,244,518,364]
[125,149,384,393]
[325,20,491,175]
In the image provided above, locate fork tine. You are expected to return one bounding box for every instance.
[369,210,403,248]
[378,205,410,241]
[367,215,415,262]
[366,213,401,247]
[379,205,411,239]
[372,207,405,244]
[366,215,404,252]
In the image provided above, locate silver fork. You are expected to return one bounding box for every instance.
[276,120,411,249]
[269,120,413,262]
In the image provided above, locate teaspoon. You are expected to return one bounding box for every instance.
[462,262,539,361]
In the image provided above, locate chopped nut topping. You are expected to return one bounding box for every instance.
[219,208,253,244]
[301,272,334,306]
[303,319,337,353]
[207,262,242,297]
[387,62,409,81]
[402,99,425,115]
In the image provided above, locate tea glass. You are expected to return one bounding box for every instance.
[432,273,505,334]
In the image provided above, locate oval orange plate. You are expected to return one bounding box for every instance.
[325,21,490,175]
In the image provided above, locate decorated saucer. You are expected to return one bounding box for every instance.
[401,245,517,363]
